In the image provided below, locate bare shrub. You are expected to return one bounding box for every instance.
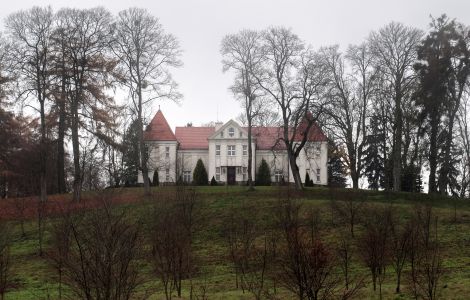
[408,205,443,300]
[330,190,366,237]
[358,206,392,299]
[37,197,47,256]
[49,197,144,300]
[150,186,197,300]
[389,213,412,293]
[49,208,73,300]
[275,198,340,300]
[0,222,11,300]
[227,201,269,299]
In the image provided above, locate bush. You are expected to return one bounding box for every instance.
[152,170,159,186]
[256,159,271,186]
[193,159,208,185]
[210,176,218,186]
[305,172,314,187]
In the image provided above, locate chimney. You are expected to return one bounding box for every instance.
[215,121,223,131]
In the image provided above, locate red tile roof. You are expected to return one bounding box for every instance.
[175,127,215,150]
[144,110,327,150]
[143,110,177,141]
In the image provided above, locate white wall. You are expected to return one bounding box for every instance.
[138,141,178,183]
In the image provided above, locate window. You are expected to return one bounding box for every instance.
[242,167,247,181]
[220,131,224,138]
[275,170,283,183]
[239,131,243,138]
[216,167,221,181]
[228,145,236,156]
[165,168,170,181]
[183,171,191,183]
[237,167,241,174]
[228,127,235,137]
[165,146,170,158]
[315,144,321,158]
[316,168,321,182]
[216,145,220,156]
[243,145,247,156]
[222,167,226,174]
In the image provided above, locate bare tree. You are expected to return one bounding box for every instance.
[221,29,265,191]
[6,6,54,205]
[369,22,423,191]
[320,44,377,189]
[252,27,328,190]
[112,8,182,196]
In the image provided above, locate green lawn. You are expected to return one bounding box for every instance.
[2,186,470,299]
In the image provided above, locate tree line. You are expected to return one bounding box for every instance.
[1,7,469,197]
[221,15,470,195]
[0,7,181,201]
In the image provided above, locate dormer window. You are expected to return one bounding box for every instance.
[228,127,235,137]
[220,131,224,138]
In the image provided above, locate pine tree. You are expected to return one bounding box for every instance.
[122,119,140,186]
[364,115,386,190]
[210,176,217,186]
[327,141,347,188]
[256,159,271,186]
[193,159,208,185]
[305,172,313,187]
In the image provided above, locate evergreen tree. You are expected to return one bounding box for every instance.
[304,172,313,187]
[210,176,217,186]
[122,119,140,186]
[256,159,271,186]
[363,115,387,190]
[152,170,159,187]
[193,159,208,185]
[327,141,347,188]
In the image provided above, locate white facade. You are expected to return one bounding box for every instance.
[139,118,328,185]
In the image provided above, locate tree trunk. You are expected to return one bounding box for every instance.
[439,112,455,193]
[289,152,303,190]
[428,116,439,194]
[39,97,48,203]
[247,118,254,191]
[138,107,150,196]
[57,80,66,194]
[71,97,81,202]
[393,94,402,192]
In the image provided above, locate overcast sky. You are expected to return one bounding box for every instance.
[2,0,470,130]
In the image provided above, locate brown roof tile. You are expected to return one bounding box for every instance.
[143,110,177,141]
[175,127,215,150]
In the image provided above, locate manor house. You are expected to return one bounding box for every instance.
[138,110,328,185]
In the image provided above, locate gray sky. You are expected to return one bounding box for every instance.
[2,0,470,130]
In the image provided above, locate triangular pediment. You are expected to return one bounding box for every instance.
[208,119,249,139]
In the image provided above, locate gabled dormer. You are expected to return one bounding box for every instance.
[208,119,249,140]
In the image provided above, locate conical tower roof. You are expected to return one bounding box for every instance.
[143,109,177,141]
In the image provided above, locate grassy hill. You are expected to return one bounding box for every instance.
[1,186,470,299]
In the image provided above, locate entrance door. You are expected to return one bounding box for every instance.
[227,167,236,185]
